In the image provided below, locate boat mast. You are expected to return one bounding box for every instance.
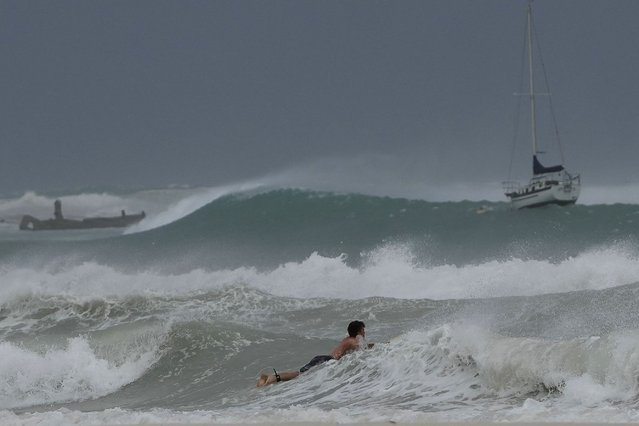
[527,1,538,157]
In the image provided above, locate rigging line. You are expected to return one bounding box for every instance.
[531,11,566,164]
[508,9,530,180]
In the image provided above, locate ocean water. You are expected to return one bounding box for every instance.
[2,185,639,424]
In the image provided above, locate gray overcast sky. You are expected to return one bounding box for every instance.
[1,0,638,195]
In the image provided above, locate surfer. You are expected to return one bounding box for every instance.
[257,320,374,387]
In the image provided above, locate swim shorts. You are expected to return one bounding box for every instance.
[299,355,334,373]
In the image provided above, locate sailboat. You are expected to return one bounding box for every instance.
[503,1,580,209]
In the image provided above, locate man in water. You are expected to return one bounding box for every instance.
[257,320,374,387]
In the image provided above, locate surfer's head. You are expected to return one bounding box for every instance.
[347,320,365,337]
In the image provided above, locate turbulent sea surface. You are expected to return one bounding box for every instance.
[2,185,639,424]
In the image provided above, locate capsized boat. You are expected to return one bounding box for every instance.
[19,199,145,231]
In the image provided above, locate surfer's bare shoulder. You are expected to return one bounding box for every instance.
[330,335,371,359]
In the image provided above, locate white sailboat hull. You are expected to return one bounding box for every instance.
[504,173,580,209]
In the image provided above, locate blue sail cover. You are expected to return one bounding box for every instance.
[533,155,564,175]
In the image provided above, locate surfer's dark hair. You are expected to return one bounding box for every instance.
[348,320,365,337]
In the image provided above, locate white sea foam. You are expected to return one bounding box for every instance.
[423,324,639,416]
[1,243,639,303]
[0,336,159,410]
[256,243,639,299]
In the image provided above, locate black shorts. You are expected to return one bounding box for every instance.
[299,355,334,373]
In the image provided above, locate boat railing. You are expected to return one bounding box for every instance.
[555,172,580,187]
[502,181,521,194]
[569,173,581,185]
